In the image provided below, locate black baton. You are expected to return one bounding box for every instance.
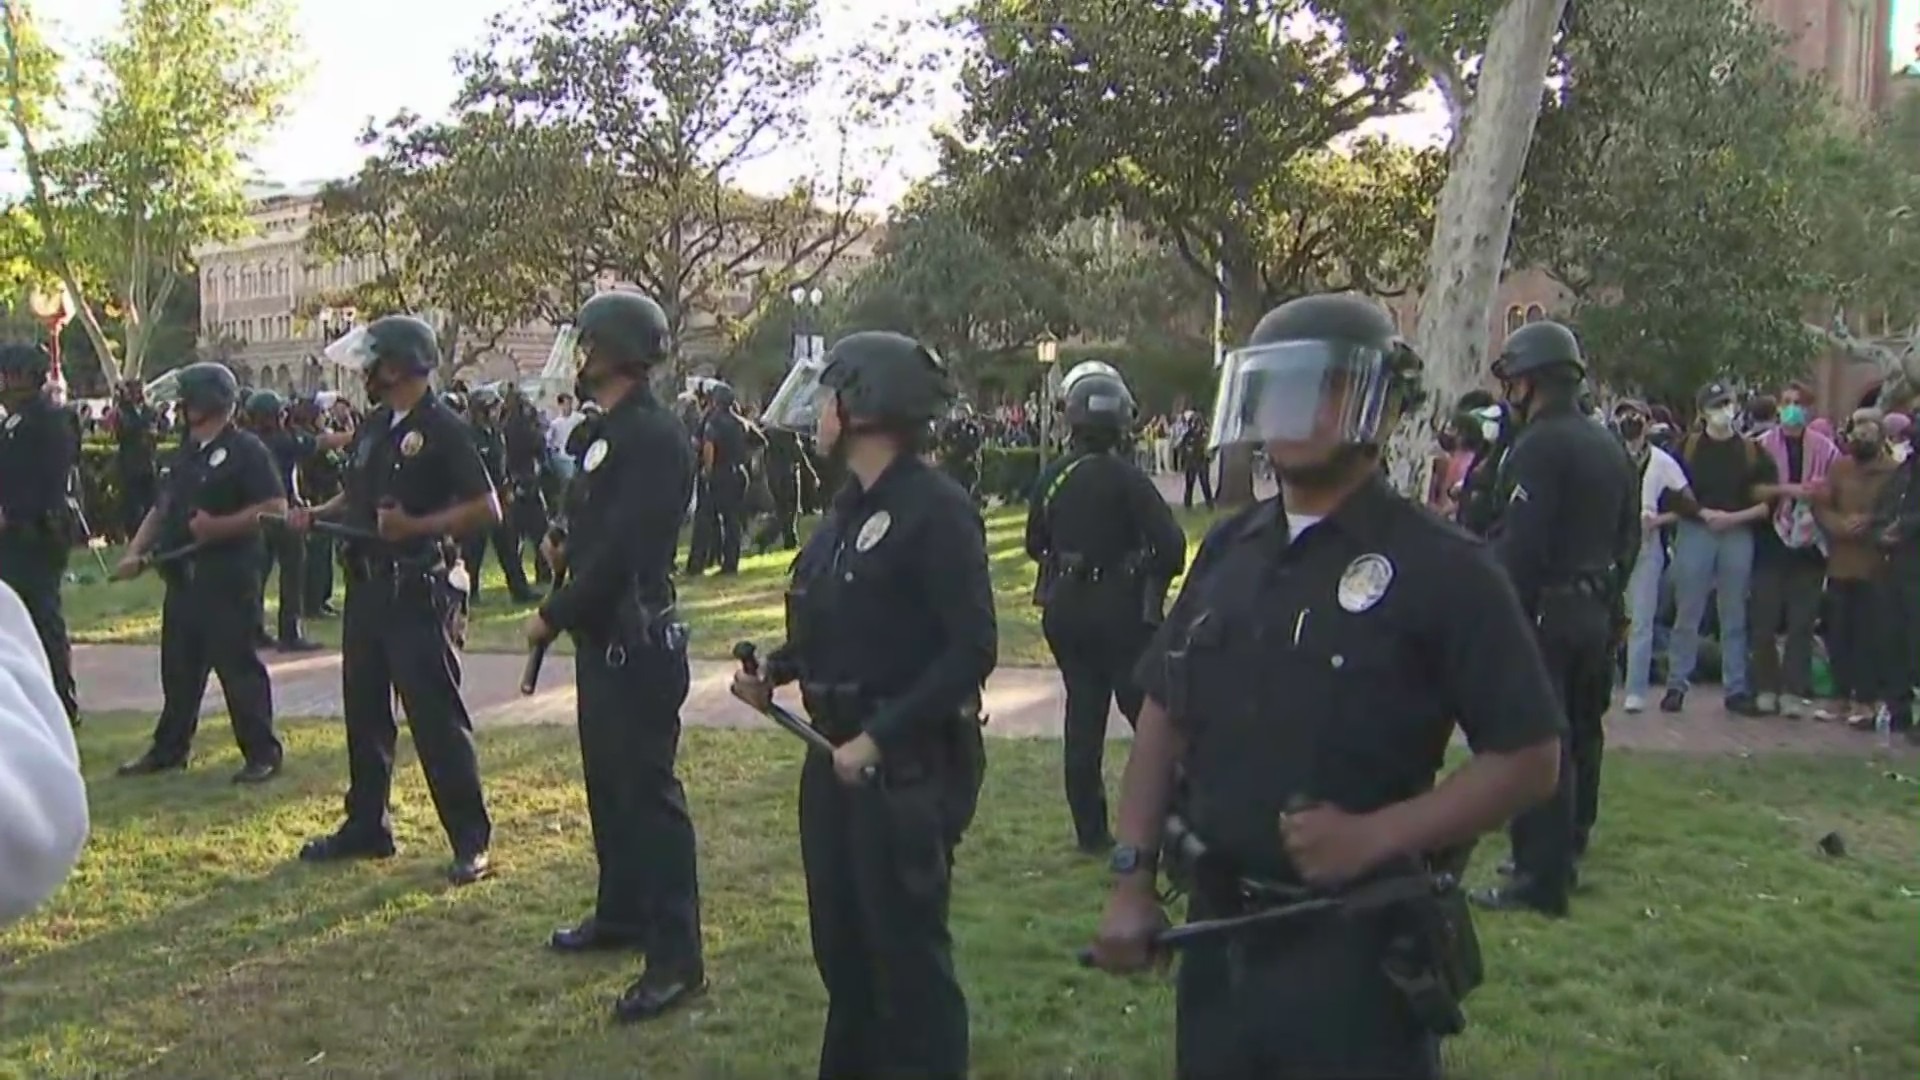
[520,564,567,696]
[1076,873,1445,967]
[141,542,203,568]
[259,511,382,545]
[733,642,877,785]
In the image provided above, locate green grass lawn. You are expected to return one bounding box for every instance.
[2,715,1913,1079]
[61,508,1220,666]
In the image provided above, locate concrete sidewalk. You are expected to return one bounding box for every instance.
[71,643,1899,757]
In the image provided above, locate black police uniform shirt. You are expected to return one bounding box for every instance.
[155,425,284,585]
[261,429,318,507]
[770,455,998,751]
[342,396,492,560]
[702,410,753,473]
[541,386,692,639]
[1026,448,1186,579]
[114,404,159,468]
[473,422,510,489]
[1492,405,1639,614]
[1135,474,1565,883]
[0,394,78,535]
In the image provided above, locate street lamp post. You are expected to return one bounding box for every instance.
[1035,332,1059,472]
[26,284,75,394]
[789,285,825,367]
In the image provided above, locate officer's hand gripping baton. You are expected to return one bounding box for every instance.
[732,642,877,785]
[258,511,382,546]
[1077,872,1446,968]
[520,563,567,696]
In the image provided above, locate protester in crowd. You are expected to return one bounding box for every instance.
[1748,384,1836,718]
[1813,412,1899,727]
[0,579,88,926]
[1887,412,1912,463]
[1618,400,1694,713]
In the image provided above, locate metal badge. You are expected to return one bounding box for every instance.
[582,438,610,473]
[208,447,228,468]
[1510,484,1530,503]
[1336,553,1394,614]
[2,413,18,432]
[854,509,892,552]
[400,430,425,458]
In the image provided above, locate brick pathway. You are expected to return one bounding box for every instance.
[72,643,1908,757]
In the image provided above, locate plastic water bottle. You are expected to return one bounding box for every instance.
[1875,703,1893,750]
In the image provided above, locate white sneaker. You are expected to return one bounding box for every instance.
[1622,694,1646,714]
[1756,692,1779,715]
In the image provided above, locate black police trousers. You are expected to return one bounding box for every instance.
[1041,577,1150,848]
[573,635,703,969]
[338,571,491,856]
[152,577,279,765]
[799,750,968,1079]
[0,531,78,721]
[686,477,717,573]
[117,467,156,540]
[1509,590,1612,900]
[258,529,306,643]
[460,525,535,603]
[305,534,334,612]
[1182,462,1214,509]
[1176,889,1441,1080]
[709,471,746,574]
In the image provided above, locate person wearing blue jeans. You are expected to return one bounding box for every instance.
[1618,403,1693,712]
[1661,382,1777,716]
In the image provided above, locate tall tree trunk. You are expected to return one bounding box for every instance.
[1388,0,1569,495]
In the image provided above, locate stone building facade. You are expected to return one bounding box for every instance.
[192,182,883,396]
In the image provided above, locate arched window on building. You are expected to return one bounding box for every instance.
[1505,305,1526,336]
[1524,304,1547,324]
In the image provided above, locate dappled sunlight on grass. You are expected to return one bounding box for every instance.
[2,716,1914,1078]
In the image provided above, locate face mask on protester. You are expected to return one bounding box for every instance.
[1780,404,1808,428]
[1618,416,1646,442]
[1706,404,1737,432]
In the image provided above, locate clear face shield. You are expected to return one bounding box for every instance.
[322,325,392,402]
[763,356,830,433]
[1060,360,1123,398]
[1208,340,1400,452]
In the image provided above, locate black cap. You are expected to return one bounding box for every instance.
[1697,382,1735,409]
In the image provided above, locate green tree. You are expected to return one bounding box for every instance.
[0,0,300,386]
[304,112,544,375]
[1512,0,1829,405]
[453,0,910,366]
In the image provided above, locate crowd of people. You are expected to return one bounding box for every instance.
[1432,377,1919,744]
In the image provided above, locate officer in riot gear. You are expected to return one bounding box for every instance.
[1027,360,1185,853]
[114,363,286,781]
[937,402,985,501]
[245,389,329,651]
[699,381,755,575]
[0,343,81,723]
[528,290,707,1021]
[462,385,540,605]
[1086,294,1564,1079]
[734,331,996,1079]
[1474,320,1638,918]
[289,315,500,886]
[112,378,162,539]
[289,394,349,617]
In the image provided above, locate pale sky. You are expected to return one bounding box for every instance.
[34,0,1920,209]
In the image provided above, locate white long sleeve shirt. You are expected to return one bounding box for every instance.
[0,580,87,925]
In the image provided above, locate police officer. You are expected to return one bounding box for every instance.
[0,344,80,724]
[462,386,540,605]
[113,363,286,781]
[249,389,347,651]
[111,379,162,539]
[1026,361,1185,853]
[523,290,706,1021]
[753,423,815,552]
[500,385,553,583]
[1474,320,1638,918]
[938,403,984,501]
[733,331,996,1079]
[699,382,755,576]
[288,315,500,885]
[1452,390,1514,538]
[291,395,349,618]
[1087,294,1565,1079]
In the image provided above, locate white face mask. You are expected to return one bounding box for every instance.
[1706,405,1737,430]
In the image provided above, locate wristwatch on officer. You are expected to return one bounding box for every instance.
[1108,844,1155,877]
